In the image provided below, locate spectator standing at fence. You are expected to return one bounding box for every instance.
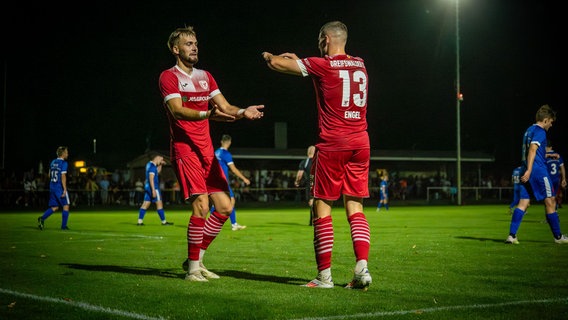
[546,140,566,210]
[137,153,173,226]
[85,176,99,206]
[505,104,568,244]
[295,145,315,226]
[262,21,372,290]
[211,134,248,231]
[160,26,264,282]
[25,176,36,207]
[376,173,389,212]
[16,171,36,207]
[37,146,71,230]
[99,175,110,205]
[508,166,522,214]
[134,177,144,206]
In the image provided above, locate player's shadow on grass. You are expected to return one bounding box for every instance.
[60,263,308,285]
[495,219,548,224]
[60,263,181,279]
[455,236,509,243]
[215,270,307,285]
[455,236,547,243]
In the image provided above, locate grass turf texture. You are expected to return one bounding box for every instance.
[1,205,567,320]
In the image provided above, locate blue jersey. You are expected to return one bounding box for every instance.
[511,166,522,187]
[143,161,162,202]
[520,124,553,201]
[546,150,564,189]
[509,166,522,208]
[49,157,68,195]
[144,161,160,192]
[214,148,232,183]
[214,147,234,196]
[379,179,388,200]
[521,124,548,177]
[47,156,70,208]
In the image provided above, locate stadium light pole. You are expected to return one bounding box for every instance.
[455,0,462,205]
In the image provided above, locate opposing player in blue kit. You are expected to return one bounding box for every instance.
[37,146,71,230]
[505,105,568,244]
[137,153,173,226]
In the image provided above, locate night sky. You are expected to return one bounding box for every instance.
[1,0,565,175]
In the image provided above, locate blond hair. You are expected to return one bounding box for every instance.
[167,26,197,53]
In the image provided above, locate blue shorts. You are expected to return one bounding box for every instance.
[520,176,554,201]
[143,189,162,203]
[48,190,70,207]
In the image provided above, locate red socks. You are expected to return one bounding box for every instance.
[348,212,370,262]
[313,215,334,271]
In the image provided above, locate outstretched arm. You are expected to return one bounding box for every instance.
[165,96,231,121]
[262,52,303,76]
[210,94,264,121]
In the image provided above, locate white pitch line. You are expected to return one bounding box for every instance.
[290,297,568,320]
[0,288,166,320]
[8,233,164,244]
[61,231,165,239]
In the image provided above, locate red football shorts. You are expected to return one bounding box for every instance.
[172,152,228,200]
[312,149,370,200]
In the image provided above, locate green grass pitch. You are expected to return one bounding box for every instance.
[1,205,567,319]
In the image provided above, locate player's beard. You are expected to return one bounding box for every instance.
[182,51,198,65]
[187,55,198,65]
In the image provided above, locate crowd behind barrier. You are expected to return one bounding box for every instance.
[3,166,559,210]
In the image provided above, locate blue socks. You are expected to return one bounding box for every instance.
[138,209,147,220]
[41,208,54,220]
[158,209,166,221]
[61,210,69,228]
[546,212,562,238]
[509,208,525,236]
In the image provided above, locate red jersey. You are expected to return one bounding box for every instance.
[159,65,220,158]
[158,65,228,198]
[298,54,370,151]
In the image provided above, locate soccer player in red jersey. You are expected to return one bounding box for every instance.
[262,21,372,290]
[159,26,264,282]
